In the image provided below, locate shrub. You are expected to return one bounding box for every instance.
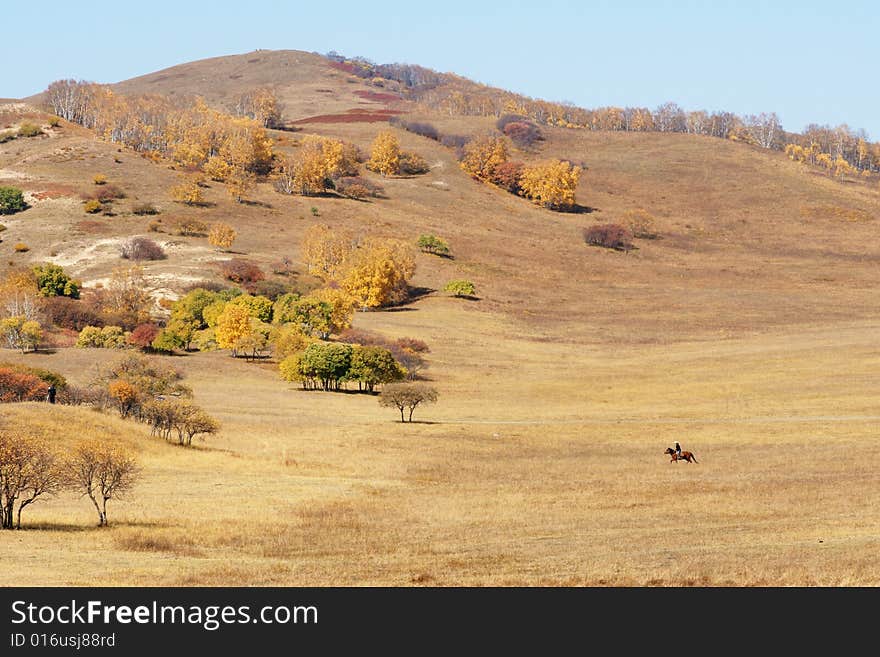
[84,199,102,214]
[173,218,209,237]
[417,234,450,256]
[17,123,43,138]
[395,120,440,141]
[495,114,528,132]
[132,202,159,215]
[42,296,103,330]
[443,279,476,297]
[47,116,60,128]
[220,259,265,285]
[13,243,29,253]
[147,219,162,232]
[489,161,525,193]
[0,368,48,402]
[0,362,67,391]
[33,263,80,298]
[247,279,290,301]
[93,174,108,185]
[335,176,384,199]
[622,209,657,239]
[399,152,430,175]
[75,325,128,348]
[502,121,543,149]
[121,237,166,261]
[128,323,161,350]
[583,224,634,251]
[440,134,469,150]
[0,187,27,215]
[92,184,126,202]
[208,222,236,249]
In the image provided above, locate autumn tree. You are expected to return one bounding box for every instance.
[226,166,257,203]
[0,317,43,353]
[208,222,237,250]
[215,304,254,357]
[366,131,401,176]
[459,135,509,180]
[310,287,357,335]
[342,239,416,310]
[102,266,153,326]
[301,224,353,281]
[378,382,438,422]
[63,439,139,526]
[0,432,61,529]
[170,176,205,206]
[278,136,349,196]
[519,159,581,211]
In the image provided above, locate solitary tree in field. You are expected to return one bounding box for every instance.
[443,279,476,298]
[208,222,237,251]
[63,439,139,527]
[379,382,438,422]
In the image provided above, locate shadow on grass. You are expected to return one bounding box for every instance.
[19,519,173,533]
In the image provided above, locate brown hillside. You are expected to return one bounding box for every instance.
[4,60,880,343]
[2,51,880,587]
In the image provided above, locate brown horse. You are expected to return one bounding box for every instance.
[665,447,698,463]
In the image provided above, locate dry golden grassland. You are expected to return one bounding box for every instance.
[2,53,880,585]
[2,299,879,586]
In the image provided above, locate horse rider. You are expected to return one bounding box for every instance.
[674,441,682,458]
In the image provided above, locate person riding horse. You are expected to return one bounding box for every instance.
[674,441,682,458]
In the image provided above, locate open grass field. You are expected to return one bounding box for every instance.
[2,51,879,586]
[2,298,879,586]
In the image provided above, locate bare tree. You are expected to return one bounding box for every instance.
[64,440,139,526]
[744,113,782,149]
[0,432,61,529]
[379,383,438,422]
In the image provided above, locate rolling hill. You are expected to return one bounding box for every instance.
[1,50,879,586]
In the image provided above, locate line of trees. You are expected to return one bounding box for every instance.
[327,52,880,175]
[0,430,139,529]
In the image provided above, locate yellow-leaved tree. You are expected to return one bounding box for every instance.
[215,304,253,357]
[519,159,581,211]
[366,131,400,176]
[301,224,353,281]
[208,222,237,251]
[170,175,204,206]
[310,287,358,334]
[460,135,509,180]
[342,238,415,310]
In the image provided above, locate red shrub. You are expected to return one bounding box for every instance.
[128,323,161,350]
[121,236,166,261]
[42,296,104,331]
[502,121,543,149]
[0,368,49,402]
[220,259,265,285]
[489,161,525,193]
[583,224,634,251]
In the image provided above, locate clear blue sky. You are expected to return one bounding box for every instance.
[3,0,878,139]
